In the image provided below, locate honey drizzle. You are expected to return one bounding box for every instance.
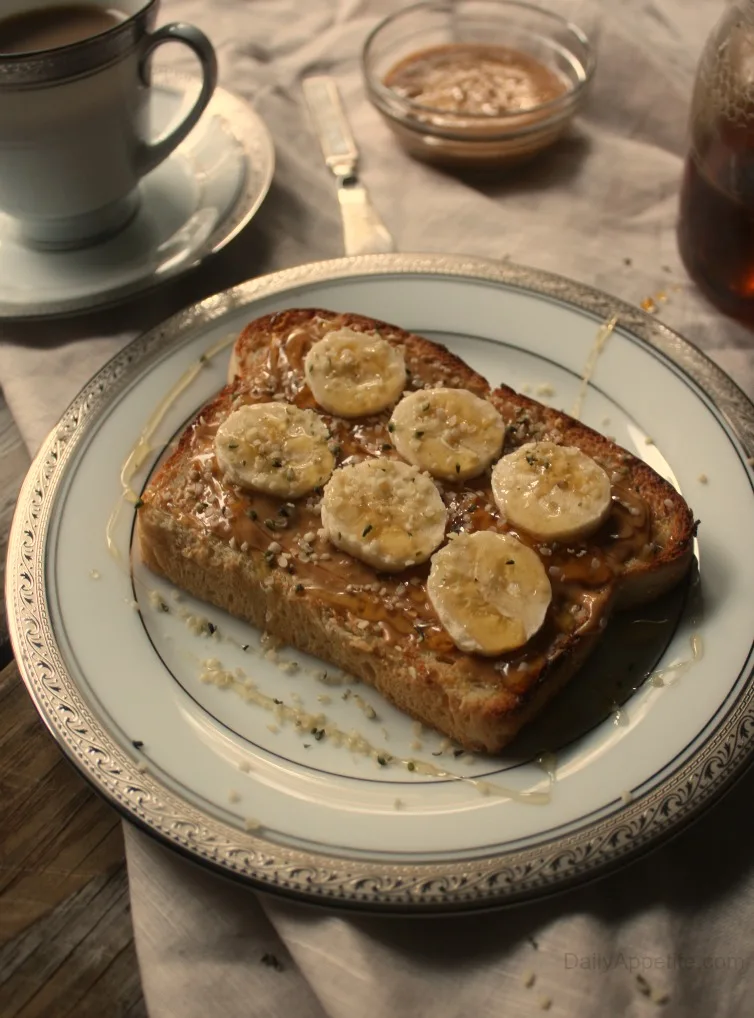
[570,314,618,420]
[106,332,237,561]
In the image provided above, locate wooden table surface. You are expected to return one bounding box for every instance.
[0,394,146,1017]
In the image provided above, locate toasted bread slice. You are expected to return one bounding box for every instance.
[138,309,695,753]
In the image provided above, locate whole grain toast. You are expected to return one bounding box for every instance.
[137,309,696,753]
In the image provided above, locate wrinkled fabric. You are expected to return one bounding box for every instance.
[2,1,753,1015]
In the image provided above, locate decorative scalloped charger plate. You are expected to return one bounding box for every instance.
[7,254,754,913]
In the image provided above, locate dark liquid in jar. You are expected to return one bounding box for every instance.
[678,121,754,325]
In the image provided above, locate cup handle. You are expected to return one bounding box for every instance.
[136,23,218,177]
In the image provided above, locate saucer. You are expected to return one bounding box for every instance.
[0,71,275,320]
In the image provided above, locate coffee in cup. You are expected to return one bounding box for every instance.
[0,4,125,53]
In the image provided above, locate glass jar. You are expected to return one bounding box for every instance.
[678,0,754,324]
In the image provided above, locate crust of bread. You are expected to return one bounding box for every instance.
[138,309,696,753]
[228,307,491,395]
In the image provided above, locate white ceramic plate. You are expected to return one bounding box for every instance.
[0,71,274,320]
[8,254,754,912]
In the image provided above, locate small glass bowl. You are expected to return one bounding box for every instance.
[362,0,595,169]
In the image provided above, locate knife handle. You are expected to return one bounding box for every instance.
[302,75,358,177]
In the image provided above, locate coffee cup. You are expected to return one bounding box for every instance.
[0,0,217,249]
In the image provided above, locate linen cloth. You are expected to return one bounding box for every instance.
[2,1,754,1015]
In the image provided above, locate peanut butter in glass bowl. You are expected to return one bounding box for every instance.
[362,0,595,169]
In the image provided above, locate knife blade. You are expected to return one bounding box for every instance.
[302,75,395,256]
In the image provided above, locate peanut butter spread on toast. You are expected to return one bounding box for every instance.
[145,312,655,694]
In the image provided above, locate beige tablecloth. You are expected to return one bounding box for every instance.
[2,1,754,1015]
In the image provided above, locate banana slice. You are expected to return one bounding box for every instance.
[427,531,552,656]
[389,387,505,481]
[304,327,406,418]
[491,441,611,543]
[215,403,334,499]
[321,458,447,571]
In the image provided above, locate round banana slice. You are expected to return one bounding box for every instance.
[304,327,406,418]
[321,458,447,571]
[491,441,612,543]
[389,387,505,481]
[427,531,552,656]
[215,403,334,499]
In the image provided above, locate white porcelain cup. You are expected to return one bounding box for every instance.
[0,0,217,249]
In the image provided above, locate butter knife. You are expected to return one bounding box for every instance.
[302,75,395,256]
